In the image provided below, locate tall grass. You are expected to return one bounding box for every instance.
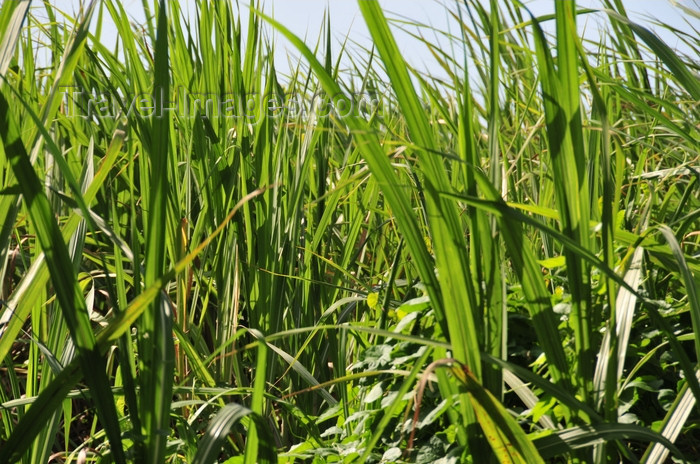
[0,0,698,462]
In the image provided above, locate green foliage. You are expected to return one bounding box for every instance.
[0,0,698,462]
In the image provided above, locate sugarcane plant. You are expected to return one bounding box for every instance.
[0,0,698,462]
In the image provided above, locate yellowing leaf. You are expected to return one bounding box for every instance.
[367,292,379,309]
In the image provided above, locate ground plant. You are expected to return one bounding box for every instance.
[0,0,699,462]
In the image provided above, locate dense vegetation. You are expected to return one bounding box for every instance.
[0,0,698,462]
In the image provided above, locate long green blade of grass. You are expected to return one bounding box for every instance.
[0,90,125,463]
[0,125,125,361]
[533,423,686,460]
[0,0,29,78]
[603,9,700,100]
[356,3,491,457]
[137,1,175,461]
[531,3,593,401]
[253,11,439,347]
[357,1,481,377]
[0,180,267,462]
[448,359,545,463]
[0,0,100,338]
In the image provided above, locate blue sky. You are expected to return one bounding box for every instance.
[245,1,697,77]
[44,0,699,81]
